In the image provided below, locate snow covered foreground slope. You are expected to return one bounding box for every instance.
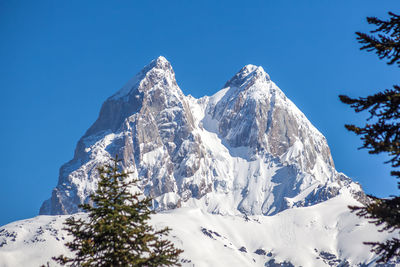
[40,56,366,217]
[0,193,396,266]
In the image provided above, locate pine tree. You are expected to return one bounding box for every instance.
[339,12,400,263]
[53,156,183,266]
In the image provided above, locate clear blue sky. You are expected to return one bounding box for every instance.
[1,1,399,226]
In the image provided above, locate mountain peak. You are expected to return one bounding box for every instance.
[156,55,169,64]
[111,56,175,100]
[242,64,263,74]
[146,55,172,72]
[224,64,270,88]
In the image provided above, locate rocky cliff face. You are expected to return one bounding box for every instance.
[40,56,365,216]
[210,64,334,171]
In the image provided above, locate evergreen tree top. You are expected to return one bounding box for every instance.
[356,12,400,66]
[340,12,400,263]
[52,155,183,267]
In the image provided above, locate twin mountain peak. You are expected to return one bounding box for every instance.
[40,56,366,216]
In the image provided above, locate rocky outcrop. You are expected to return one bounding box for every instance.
[40,57,207,214]
[209,64,334,171]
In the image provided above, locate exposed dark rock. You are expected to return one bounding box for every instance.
[264,259,295,267]
[239,246,247,253]
[254,249,267,256]
[200,227,221,240]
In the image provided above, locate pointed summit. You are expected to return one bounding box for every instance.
[81,56,182,140]
[142,55,173,73]
[111,56,176,100]
[225,64,270,88]
[153,55,171,68]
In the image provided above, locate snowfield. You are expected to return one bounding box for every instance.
[0,193,396,266]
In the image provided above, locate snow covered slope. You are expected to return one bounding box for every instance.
[0,193,396,266]
[39,56,366,216]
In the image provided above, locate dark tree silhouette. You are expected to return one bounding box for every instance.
[339,12,400,263]
[52,156,183,266]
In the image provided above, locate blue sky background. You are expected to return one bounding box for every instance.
[0,0,399,226]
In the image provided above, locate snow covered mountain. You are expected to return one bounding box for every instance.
[39,56,366,216]
[3,56,393,267]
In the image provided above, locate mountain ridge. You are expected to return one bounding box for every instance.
[40,56,366,216]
